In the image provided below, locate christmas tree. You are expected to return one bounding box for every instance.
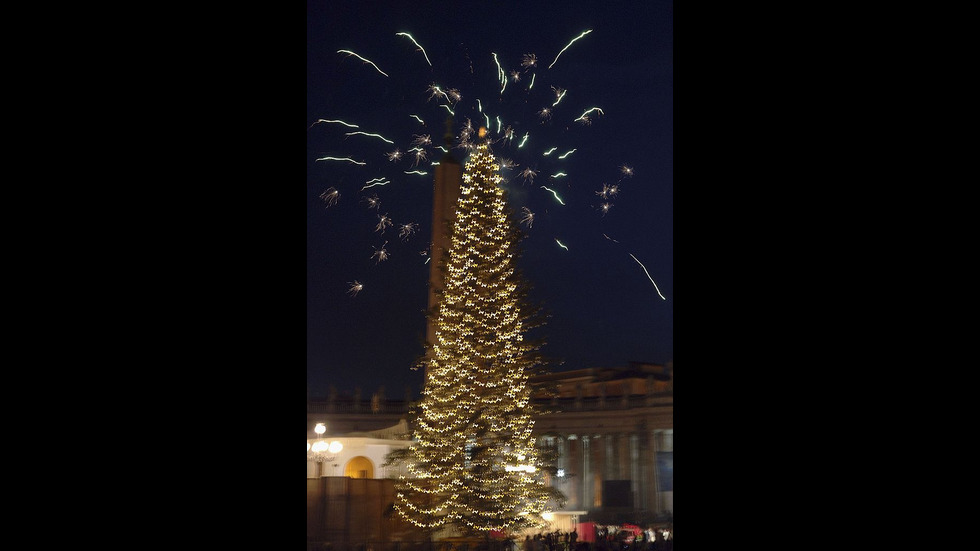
[393,132,564,536]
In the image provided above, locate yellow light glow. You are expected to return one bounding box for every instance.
[394,140,555,533]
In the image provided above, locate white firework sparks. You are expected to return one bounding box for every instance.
[399,222,419,241]
[520,167,538,184]
[375,213,392,234]
[596,183,620,200]
[371,242,390,264]
[409,146,428,167]
[361,195,380,209]
[319,187,340,207]
[520,207,535,228]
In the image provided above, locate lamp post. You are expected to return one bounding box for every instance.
[308,422,344,476]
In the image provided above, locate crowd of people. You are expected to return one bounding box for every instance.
[518,525,673,551]
[311,524,673,551]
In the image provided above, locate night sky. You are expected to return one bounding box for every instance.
[307,1,673,400]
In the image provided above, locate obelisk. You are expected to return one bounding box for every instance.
[425,117,462,378]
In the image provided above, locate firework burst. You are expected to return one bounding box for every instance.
[320,187,340,207]
[348,281,364,297]
[371,241,390,264]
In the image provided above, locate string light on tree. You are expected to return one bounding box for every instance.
[392,130,564,536]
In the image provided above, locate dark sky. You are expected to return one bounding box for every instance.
[307,1,673,400]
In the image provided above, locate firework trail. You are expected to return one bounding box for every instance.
[540,186,566,205]
[629,253,667,300]
[316,156,366,166]
[337,49,389,77]
[313,24,666,314]
[551,86,567,107]
[574,107,604,123]
[310,119,359,129]
[345,131,395,144]
[396,32,432,66]
[360,179,391,191]
[548,29,593,69]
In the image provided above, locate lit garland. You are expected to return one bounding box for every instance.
[393,137,560,534]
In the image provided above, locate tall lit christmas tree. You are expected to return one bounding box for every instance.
[393,130,563,536]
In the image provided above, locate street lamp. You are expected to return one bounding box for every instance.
[308,422,344,476]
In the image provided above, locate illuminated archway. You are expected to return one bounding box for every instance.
[343,456,374,479]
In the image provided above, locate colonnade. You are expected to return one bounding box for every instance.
[541,428,673,516]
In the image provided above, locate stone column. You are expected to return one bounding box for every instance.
[637,430,649,511]
[593,434,604,507]
[558,435,569,503]
[618,432,630,480]
[425,117,462,383]
[660,429,673,515]
[630,433,640,509]
[605,434,616,480]
[582,436,591,509]
[568,435,581,508]
[650,429,661,516]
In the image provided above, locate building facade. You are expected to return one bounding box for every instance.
[308,361,673,534]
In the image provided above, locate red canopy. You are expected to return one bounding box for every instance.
[620,524,642,536]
